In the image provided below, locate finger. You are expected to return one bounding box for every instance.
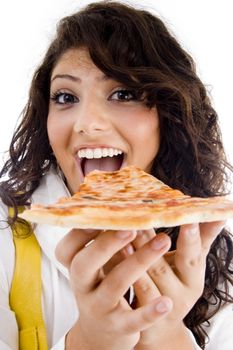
[134,274,161,306]
[121,228,156,266]
[70,230,137,292]
[123,241,161,306]
[121,296,173,334]
[132,229,156,250]
[55,229,100,267]
[164,251,175,267]
[132,229,175,304]
[132,231,177,303]
[175,224,204,287]
[147,254,180,294]
[199,220,225,255]
[96,233,171,309]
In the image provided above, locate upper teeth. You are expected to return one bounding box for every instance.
[78,148,123,159]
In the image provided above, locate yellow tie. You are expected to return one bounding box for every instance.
[9,207,48,350]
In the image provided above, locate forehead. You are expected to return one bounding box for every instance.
[51,48,99,79]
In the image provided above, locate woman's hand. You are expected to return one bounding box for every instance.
[129,221,225,349]
[55,228,173,350]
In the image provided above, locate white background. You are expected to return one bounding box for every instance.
[0,0,233,169]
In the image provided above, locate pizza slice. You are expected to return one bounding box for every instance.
[20,166,233,230]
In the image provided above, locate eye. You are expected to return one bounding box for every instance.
[50,91,78,105]
[109,89,139,102]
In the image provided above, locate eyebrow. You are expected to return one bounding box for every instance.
[51,73,112,83]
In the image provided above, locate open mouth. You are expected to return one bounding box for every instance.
[78,148,125,178]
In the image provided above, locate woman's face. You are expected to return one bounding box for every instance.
[47,48,160,193]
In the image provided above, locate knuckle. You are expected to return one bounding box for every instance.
[134,279,154,295]
[186,253,203,267]
[70,254,87,282]
[55,240,70,267]
[133,251,150,267]
[149,263,168,279]
[96,236,111,252]
[97,231,119,253]
[123,317,138,334]
[55,241,63,262]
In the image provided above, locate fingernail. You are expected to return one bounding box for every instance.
[150,234,168,250]
[116,231,134,239]
[124,244,134,256]
[155,300,171,313]
[187,224,199,236]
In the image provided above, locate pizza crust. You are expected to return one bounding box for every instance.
[20,176,233,230]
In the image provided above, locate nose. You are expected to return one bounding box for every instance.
[73,99,110,135]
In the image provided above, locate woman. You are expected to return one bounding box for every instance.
[0,1,232,349]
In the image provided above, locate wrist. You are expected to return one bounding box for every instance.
[135,323,196,350]
[65,322,89,350]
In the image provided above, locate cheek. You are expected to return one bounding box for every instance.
[47,114,56,145]
[129,112,160,152]
[149,116,160,153]
[145,109,160,150]
[47,114,69,152]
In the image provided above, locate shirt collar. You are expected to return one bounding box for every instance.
[31,167,71,278]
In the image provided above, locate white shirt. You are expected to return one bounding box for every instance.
[0,168,232,349]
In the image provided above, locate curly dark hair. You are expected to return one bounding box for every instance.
[0,1,232,348]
